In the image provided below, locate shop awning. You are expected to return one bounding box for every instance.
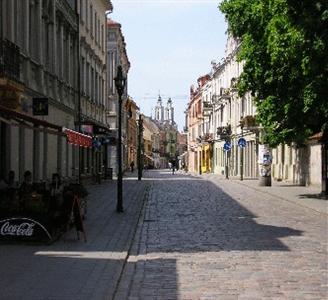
[62,127,92,148]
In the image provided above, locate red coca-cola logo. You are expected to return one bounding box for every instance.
[0,221,35,236]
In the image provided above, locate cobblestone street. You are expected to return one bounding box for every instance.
[0,170,327,300]
[116,170,328,300]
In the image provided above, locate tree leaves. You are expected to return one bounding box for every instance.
[220,0,328,146]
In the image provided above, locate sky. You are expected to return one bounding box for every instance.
[110,0,227,131]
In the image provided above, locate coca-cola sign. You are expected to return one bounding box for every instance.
[0,218,52,242]
[1,221,35,236]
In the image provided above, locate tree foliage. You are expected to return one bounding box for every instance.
[220,0,328,146]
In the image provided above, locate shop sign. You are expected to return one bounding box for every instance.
[94,126,108,135]
[33,98,48,116]
[63,128,92,148]
[81,125,93,135]
[0,218,52,242]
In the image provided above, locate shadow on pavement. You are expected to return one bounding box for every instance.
[142,170,303,253]
[299,193,328,200]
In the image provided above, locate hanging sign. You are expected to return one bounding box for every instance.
[63,128,92,148]
[33,98,48,116]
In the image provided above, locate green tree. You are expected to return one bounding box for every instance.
[220,0,328,146]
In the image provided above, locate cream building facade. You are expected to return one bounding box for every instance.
[0,0,79,182]
[78,0,112,178]
[0,0,112,183]
[187,34,323,187]
[106,18,130,174]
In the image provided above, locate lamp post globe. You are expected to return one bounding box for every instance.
[114,65,126,213]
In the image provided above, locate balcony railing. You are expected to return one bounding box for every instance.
[216,125,232,140]
[0,39,21,82]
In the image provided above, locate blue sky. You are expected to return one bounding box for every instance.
[110,0,227,131]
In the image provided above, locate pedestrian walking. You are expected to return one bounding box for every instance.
[171,160,176,175]
[130,161,135,172]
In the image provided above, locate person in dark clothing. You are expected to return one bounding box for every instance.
[171,160,176,175]
[130,161,135,172]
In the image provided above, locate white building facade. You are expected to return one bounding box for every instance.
[106,18,130,174]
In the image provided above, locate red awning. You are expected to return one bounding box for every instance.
[63,127,92,148]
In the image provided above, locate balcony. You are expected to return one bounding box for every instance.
[203,101,213,116]
[196,133,213,143]
[212,88,231,103]
[216,125,232,140]
[240,115,257,130]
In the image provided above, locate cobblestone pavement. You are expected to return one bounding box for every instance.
[0,178,149,300]
[115,170,328,300]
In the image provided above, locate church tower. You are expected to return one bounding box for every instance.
[154,95,164,122]
[166,98,174,124]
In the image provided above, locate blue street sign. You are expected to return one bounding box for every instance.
[223,141,232,151]
[238,138,246,148]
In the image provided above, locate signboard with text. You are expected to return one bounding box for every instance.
[0,217,52,242]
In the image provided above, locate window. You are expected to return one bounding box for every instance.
[81,57,85,93]
[101,25,104,50]
[91,67,94,101]
[90,5,93,35]
[109,32,116,41]
[80,0,83,22]
[86,62,90,95]
[98,19,100,45]
[94,12,97,39]
[85,0,88,28]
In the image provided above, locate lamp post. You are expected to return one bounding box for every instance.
[137,114,143,180]
[114,66,126,213]
[240,124,244,181]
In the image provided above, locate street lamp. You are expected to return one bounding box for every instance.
[137,114,143,180]
[240,123,244,181]
[114,65,126,213]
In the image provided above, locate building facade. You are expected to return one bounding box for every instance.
[0,0,114,184]
[0,0,81,182]
[186,34,323,187]
[106,18,130,175]
[187,75,209,174]
[78,0,112,180]
[186,36,258,178]
[210,37,258,179]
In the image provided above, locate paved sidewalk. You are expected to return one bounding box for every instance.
[192,172,328,215]
[0,178,149,300]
